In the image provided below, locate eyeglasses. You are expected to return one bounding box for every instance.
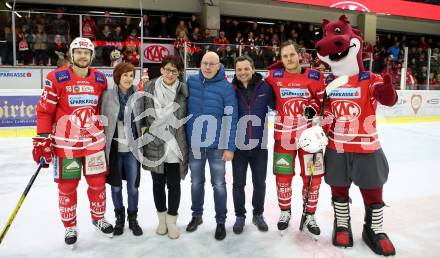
[163,67,179,75]
[201,61,219,67]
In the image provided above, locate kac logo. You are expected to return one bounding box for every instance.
[144,45,170,62]
[283,98,307,117]
[331,100,361,122]
[70,107,97,129]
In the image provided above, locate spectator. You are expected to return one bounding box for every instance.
[82,15,97,40]
[48,34,68,66]
[174,30,191,60]
[17,30,31,65]
[33,24,48,65]
[51,9,70,43]
[98,24,113,66]
[188,14,200,34]
[97,11,114,30]
[158,15,171,38]
[419,36,429,49]
[222,18,234,41]
[200,28,215,54]
[214,31,230,55]
[113,25,125,50]
[142,14,151,37]
[175,20,188,37]
[190,27,201,43]
[388,42,401,62]
[245,31,256,53]
[255,32,267,47]
[278,24,287,43]
[1,26,13,65]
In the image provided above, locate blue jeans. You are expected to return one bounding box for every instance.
[111,152,139,213]
[232,149,268,218]
[189,148,227,224]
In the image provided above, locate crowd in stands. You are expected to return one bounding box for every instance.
[1,8,439,89]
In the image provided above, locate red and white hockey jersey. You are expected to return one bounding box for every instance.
[325,71,383,153]
[36,66,108,158]
[266,67,325,144]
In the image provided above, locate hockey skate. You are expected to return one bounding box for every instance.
[92,218,114,238]
[300,213,321,240]
[64,226,77,249]
[277,210,291,235]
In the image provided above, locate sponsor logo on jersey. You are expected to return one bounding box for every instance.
[67,85,94,93]
[283,98,307,117]
[68,94,99,107]
[325,74,335,84]
[94,72,105,84]
[70,107,98,129]
[307,70,320,80]
[280,88,310,99]
[45,79,53,88]
[358,71,371,81]
[276,81,283,87]
[331,100,361,122]
[55,70,71,83]
[274,153,293,175]
[329,88,361,99]
[273,69,284,78]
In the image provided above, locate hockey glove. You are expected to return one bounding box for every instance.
[303,106,317,120]
[32,136,53,168]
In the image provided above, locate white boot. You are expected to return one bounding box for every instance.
[156,211,167,235]
[166,214,180,239]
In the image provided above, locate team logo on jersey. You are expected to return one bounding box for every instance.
[329,88,361,99]
[70,107,98,129]
[307,70,320,80]
[283,98,307,117]
[94,72,105,84]
[273,69,284,78]
[280,88,310,99]
[55,70,71,83]
[359,72,370,81]
[68,94,99,107]
[331,100,361,122]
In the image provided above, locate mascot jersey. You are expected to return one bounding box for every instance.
[266,67,325,144]
[325,72,384,153]
[36,66,108,158]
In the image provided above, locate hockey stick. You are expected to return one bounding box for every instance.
[0,159,45,244]
[299,75,348,233]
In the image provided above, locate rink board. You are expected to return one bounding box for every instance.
[1,89,440,138]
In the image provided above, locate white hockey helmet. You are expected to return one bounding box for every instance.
[69,37,95,61]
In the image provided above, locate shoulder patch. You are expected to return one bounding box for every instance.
[94,71,106,84]
[307,70,321,80]
[325,73,335,84]
[55,70,71,83]
[44,79,53,88]
[359,72,370,81]
[273,69,284,78]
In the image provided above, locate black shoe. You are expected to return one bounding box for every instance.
[253,214,269,232]
[64,226,77,245]
[127,209,143,236]
[186,216,203,232]
[92,218,114,237]
[233,216,245,234]
[113,208,125,236]
[215,224,226,240]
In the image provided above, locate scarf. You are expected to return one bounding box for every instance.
[117,86,134,122]
[153,76,179,118]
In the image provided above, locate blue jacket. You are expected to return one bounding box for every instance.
[186,65,238,151]
[232,73,275,149]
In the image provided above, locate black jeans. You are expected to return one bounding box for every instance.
[232,149,268,218]
[151,163,181,216]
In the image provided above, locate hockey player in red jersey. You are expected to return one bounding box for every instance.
[32,37,114,246]
[303,15,397,256]
[265,41,327,239]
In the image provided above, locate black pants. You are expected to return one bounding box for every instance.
[151,163,181,216]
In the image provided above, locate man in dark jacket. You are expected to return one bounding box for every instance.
[231,56,275,234]
[185,52,238,240]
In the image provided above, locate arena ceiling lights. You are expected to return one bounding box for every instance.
[276,0,440,21]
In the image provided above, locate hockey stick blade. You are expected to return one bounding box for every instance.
[326,75,348,95]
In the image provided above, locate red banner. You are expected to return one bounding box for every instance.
[277,0,440,21]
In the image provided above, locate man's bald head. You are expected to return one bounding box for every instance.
[201,51,221,79]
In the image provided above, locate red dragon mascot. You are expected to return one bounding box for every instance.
[308,15,397,256]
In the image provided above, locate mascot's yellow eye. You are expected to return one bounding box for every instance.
[335,28,342,34]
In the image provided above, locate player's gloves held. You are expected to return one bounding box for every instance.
[303,106,317,120]
[32,136,53,168]
[298,126,328,153]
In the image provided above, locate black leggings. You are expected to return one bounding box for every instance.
[151,163,181,216]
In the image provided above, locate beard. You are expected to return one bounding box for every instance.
[73,59,91,69]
